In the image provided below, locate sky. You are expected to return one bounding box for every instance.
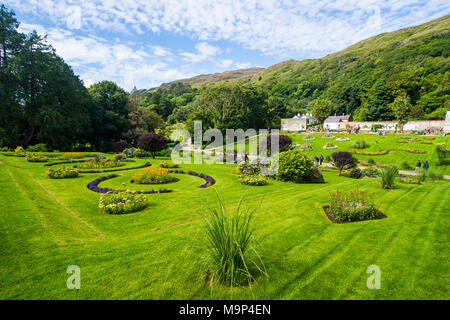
[4,0,449,91]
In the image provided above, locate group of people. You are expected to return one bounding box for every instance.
[314,154,324,166]
[416,160,430,172]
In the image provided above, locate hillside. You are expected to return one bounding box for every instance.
[150,67,265,90]
[253,14,450,120]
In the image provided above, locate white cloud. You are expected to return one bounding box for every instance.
[6,0,449,57]
[180,42,220,62]
[217,59,234,68]
[235,62,252,69]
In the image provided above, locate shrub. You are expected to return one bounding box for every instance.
[303,134,315,141]
[76,159,124,169]
[47,168,79,179]
[132,148,151,158]
[132,167,177,184]
[237,160,268,176]
[259,134,292,155]
[380,165,398,189]
[368,158,376,165]
[332,152,356,175]
[238,175,267,186]
[159,160,179,168]
[275,149,324,183]
[401,161,411,170]
[348,168,362,179]
[137,133,168,158]
[14,146,26,156]
[0,146,12,152]
[62,152,84,159]
[123,147,136,158]
[300,144,313,151]
[155,149,172,157]
[204,195,267,286]
[99,191,148,215]
[329,189,381,222]
[362,166,381,177]
[26,153,48,162]
[114,153,126,161]
[352,140,370,149]
[434,143,448,165]
[26,143,47,152]
[114,140,128,153]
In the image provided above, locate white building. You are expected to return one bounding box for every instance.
[323,115,352,130]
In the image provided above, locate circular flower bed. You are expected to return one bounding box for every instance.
[336,137,350,142]
[323,143,338,150]
[303,134,315,141]
[47,167,79,179]
[99,191,148,215]
[300,144,313,151]
[131,168,179,184]
[322,133,335,139]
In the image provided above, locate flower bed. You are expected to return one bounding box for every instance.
[361,166,381,177]
[396,140,408,143]
[26,154,48,162]
[75,159,124,169]
[99,191,148,215]
[159,160,179,168]
[349,148,427,156]
[75,162,152,173]
[300,144,313,151]
[322,133,335,139]
[323,143,338,150]
[303,134,315,141]
[47,167,79,179]
[336,137,350,142]
[61,152,84,159]
[132,168,178,184]
[324,189,384,223]
[237,160,268,176]
[238,175,267,186]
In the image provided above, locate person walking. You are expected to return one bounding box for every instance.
[423,161,429,171]
[319,154,324,165]
[314,156,319,167]
[415,160,421,173]
[244,152,249,163]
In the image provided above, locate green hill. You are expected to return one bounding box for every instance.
[253,14,450,120]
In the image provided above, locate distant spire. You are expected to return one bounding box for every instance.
[131,85,137,94]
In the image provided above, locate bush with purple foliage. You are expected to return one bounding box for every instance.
[137,133,168,158]
[114,140,128,153]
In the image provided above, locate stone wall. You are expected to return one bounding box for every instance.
[342,120,445,132]
[281,118,307,131]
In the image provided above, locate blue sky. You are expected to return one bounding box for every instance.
[4,0,449,91]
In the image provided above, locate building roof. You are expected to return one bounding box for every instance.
[324,115,352,123]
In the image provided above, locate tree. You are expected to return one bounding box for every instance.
[331,152,356,176]
[389,94,412,132]
[88,81,129,150]
[259,134,292,155]
[435,143,448,165]
[308,98,332,125]
[137,133,168,158]
[114,140,128,153]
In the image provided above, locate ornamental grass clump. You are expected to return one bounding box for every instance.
[159,160,179,168]
[204,195,267,286]
[329,189,381,222]
[380,165,399,189]
[47,167,79,179]
[132,167,177,184]
[98,191,148,215]
[352,140,370,149]
[26,153,48,162]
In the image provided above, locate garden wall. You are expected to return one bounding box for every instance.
[281,118,307,132]
[343,120,445,132]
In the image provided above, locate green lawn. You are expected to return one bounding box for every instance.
[0,137,449,299]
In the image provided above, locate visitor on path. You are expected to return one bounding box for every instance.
[416,160,421,173]
[423,161,429,171]
[319,154,324,165]
[244,152,249,162]
[314,156,319,167]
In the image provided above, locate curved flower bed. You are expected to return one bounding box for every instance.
[44,160,88,166]
[87,170,216,194]
[77,162,152,173]
[349,148,427,156]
